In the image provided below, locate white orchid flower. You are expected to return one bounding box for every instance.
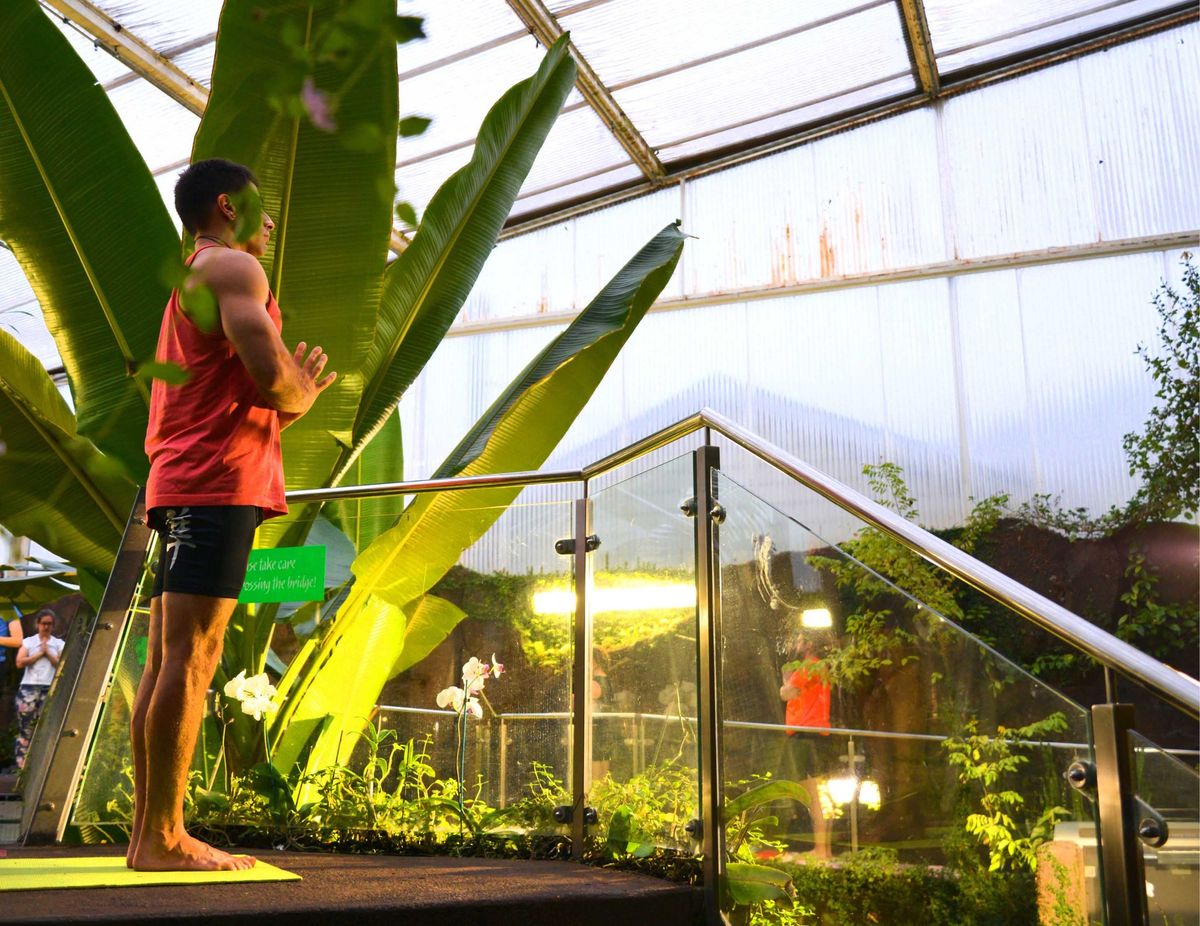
[462,657,488,686]
[240,693,280,721]
[490,653,505,678]
[437,685,483,719]
[223,670,249,700]
[223,671,280,722]
[437,685,465,710]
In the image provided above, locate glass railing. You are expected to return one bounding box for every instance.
[1131,731,1200,926]
[71,485,578,849]
[712,468,1103,921]
[49,413,1198,925]
[589,453,700,856]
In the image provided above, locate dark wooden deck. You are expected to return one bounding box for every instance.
[0,845,704,926]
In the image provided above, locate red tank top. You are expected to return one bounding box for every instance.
[785,659,831,734]
[144,246,287,518]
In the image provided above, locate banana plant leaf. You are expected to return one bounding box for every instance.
[333,35,576,484]
[725,862,793,905]
[389,593,466,677]
[0,330,135,571]
[325,406,404,552]
[0,0,178,482]
[270,222,686,776]
[192,0,398,542]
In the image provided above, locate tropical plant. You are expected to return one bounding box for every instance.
[0,0,686,793]
[1122,254,1199,523]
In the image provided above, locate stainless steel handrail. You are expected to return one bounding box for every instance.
[288,407,1200,719]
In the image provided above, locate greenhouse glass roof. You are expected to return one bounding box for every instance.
[38,0,1193,231]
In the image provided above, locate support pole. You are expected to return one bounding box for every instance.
[694,445,726,924]
[1092,703,1149,926]
[569,496,594,856]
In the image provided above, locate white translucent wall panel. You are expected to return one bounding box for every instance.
[94,0,222,50]
[683,109,947,297]
[944,24,1199,258]
[925,0,1181,72]
[398,0,528,76]
[510,164,644,220]
[1015,253,1165,513]
[1078,29,1200,240]
[0,250,60,369]
[462,188,680,323]
[460,26,1197,328]
[397,37,547,163]
[518,105,632,200]
[612,4,910,150]
[656,74,915,167]
[106,78,199,174]
[403,249,1176,548]
[561,0,877,89]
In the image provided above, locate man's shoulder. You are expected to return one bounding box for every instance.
[193,249,269,296]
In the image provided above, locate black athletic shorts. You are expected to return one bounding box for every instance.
[148,505,263,599]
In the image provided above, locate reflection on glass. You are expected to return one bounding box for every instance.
[1132,731,1200,926]
[588,452,700,855]
[714,468,1102,920]
[71,489,575,847]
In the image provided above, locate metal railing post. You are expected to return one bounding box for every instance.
[694,445,726,924]
[1093,703,1149,926]
[569,495,594,856]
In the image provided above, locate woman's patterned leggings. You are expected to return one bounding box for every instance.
[15,684,49,769]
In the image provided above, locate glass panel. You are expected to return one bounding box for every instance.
[610,4,910,151]
[1132,731,1200,926]
[926,0,1182,73]
[71,486,576,849]
[713,469,1102,921]
[588,453,700,854]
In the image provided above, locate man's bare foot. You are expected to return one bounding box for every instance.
[131,832,256,872]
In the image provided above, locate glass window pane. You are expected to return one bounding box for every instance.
[927,0,1182,72]
[611,4,910,150]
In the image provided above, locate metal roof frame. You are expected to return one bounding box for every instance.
[896,0,940,97]
[503,0,665,181]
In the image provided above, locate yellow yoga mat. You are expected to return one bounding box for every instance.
[0,854,300,890]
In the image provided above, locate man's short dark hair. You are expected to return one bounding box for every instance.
[174,158,259,234]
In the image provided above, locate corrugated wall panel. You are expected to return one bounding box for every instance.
[1079,25,1200,241]
[955,270,1039,504]
[942,63,1100,256]
[1016,252,1163,514]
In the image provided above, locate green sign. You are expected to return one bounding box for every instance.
[238,546,326,604]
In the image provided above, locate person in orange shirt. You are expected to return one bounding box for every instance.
[780,635,833,858]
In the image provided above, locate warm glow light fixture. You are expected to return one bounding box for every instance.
[820,775,882,809]
[801,607,832,628]
[531,583,697,615]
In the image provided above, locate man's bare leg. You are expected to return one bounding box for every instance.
[130,591,255,871]
[803,777,832,860]
[126,596,164,866]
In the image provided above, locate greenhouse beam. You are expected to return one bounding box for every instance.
[504,0,667,182]
[42,0,208,114]
[896,0,940,97]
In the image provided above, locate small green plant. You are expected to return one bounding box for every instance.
[942,713,1071,872]
[1116,552,1198,661]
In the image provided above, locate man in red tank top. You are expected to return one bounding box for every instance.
[128,159,336,872]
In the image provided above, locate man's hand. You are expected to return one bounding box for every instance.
[283,341,337,421]
[780,683,800,702]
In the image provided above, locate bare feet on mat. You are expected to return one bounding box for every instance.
[131,833,256,871]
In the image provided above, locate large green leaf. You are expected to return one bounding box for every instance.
[271,223,685,774]
[193,0,398,535]
[0,0,178,481]
[331,35,576,484]
[326,406,404,552]
[389,593,467,678]
[723,779,810,820]
[0,330,135,571]
[354,221,686,608]
[725,862,793,905]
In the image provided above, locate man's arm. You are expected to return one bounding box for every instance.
[199,250,336,415]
